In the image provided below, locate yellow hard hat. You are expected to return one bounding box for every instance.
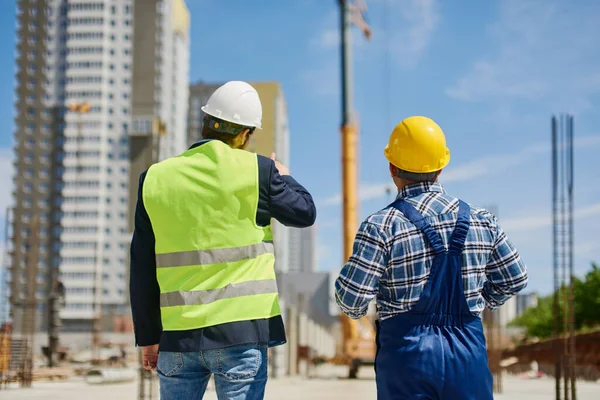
[384,116,450,173]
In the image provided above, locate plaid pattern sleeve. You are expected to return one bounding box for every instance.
[334,182,528,321]
[335,221,389,319]
[482,223,528,309]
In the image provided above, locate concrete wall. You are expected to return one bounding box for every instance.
[269,301,337,378]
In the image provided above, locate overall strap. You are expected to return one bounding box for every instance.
[449,200,471,253]
[391,200,445,254]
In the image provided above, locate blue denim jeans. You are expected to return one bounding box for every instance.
[157,342,268,400]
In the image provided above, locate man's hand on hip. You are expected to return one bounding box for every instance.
[142,344,159,371]
[270,152,290,176]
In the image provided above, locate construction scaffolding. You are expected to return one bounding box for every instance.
[551,114,576,400]
[16,215,40,387]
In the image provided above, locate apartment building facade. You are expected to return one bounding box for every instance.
[10,0,189,333]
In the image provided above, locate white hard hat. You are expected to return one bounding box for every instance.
[201,81,263,129]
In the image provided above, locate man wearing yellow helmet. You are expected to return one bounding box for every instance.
[335,116,528,399]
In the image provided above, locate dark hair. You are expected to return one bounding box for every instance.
[201,124,237,146]
[201,117,253,146]
[396,168,439,182]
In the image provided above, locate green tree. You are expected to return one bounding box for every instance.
[575,263,600,329]
[509,262,600,339]
[509,294,555,338]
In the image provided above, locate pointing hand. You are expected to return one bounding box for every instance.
[270,153,290,176]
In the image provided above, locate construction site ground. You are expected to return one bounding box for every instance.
[2,366,599,399]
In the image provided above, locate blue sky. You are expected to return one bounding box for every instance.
[1,0,599,296]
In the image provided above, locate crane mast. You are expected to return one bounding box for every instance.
[338,0,375,379]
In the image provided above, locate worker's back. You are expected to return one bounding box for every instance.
[131,81,318,400]
[144,140,268,253]
[364,182,527,319]
[142,139,279,332]
[336,116,527,400]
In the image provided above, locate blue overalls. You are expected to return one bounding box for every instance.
[375,199,493,400]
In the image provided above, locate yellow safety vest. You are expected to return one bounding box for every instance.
[142,140,281,331]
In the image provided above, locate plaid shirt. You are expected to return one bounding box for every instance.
[335,182,528,320]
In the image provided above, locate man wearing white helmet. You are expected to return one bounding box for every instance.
[130,81,316,399]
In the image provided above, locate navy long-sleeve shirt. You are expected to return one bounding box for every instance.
[129,140,316,351]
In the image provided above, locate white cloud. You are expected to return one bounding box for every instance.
[319,135,600,206]
[446,0,600,112]
[574,240,600,258]
[304,0,440,95]
[388,0,440,69]
[311,28,339,49]
[502,202,600,232]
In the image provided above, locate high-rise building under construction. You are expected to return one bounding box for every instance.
[9,0,190,334]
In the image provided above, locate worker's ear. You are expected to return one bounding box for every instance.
[389,163,398,178]
[240,128,252,149]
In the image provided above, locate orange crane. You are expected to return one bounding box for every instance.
[336,0,376,379]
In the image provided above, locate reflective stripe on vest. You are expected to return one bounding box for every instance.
[156,241,274,268]
[160,279,278,307]
[142,140,281,331]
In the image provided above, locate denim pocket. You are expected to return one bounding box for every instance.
[216,343,266,381]
[157,352,184,377]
